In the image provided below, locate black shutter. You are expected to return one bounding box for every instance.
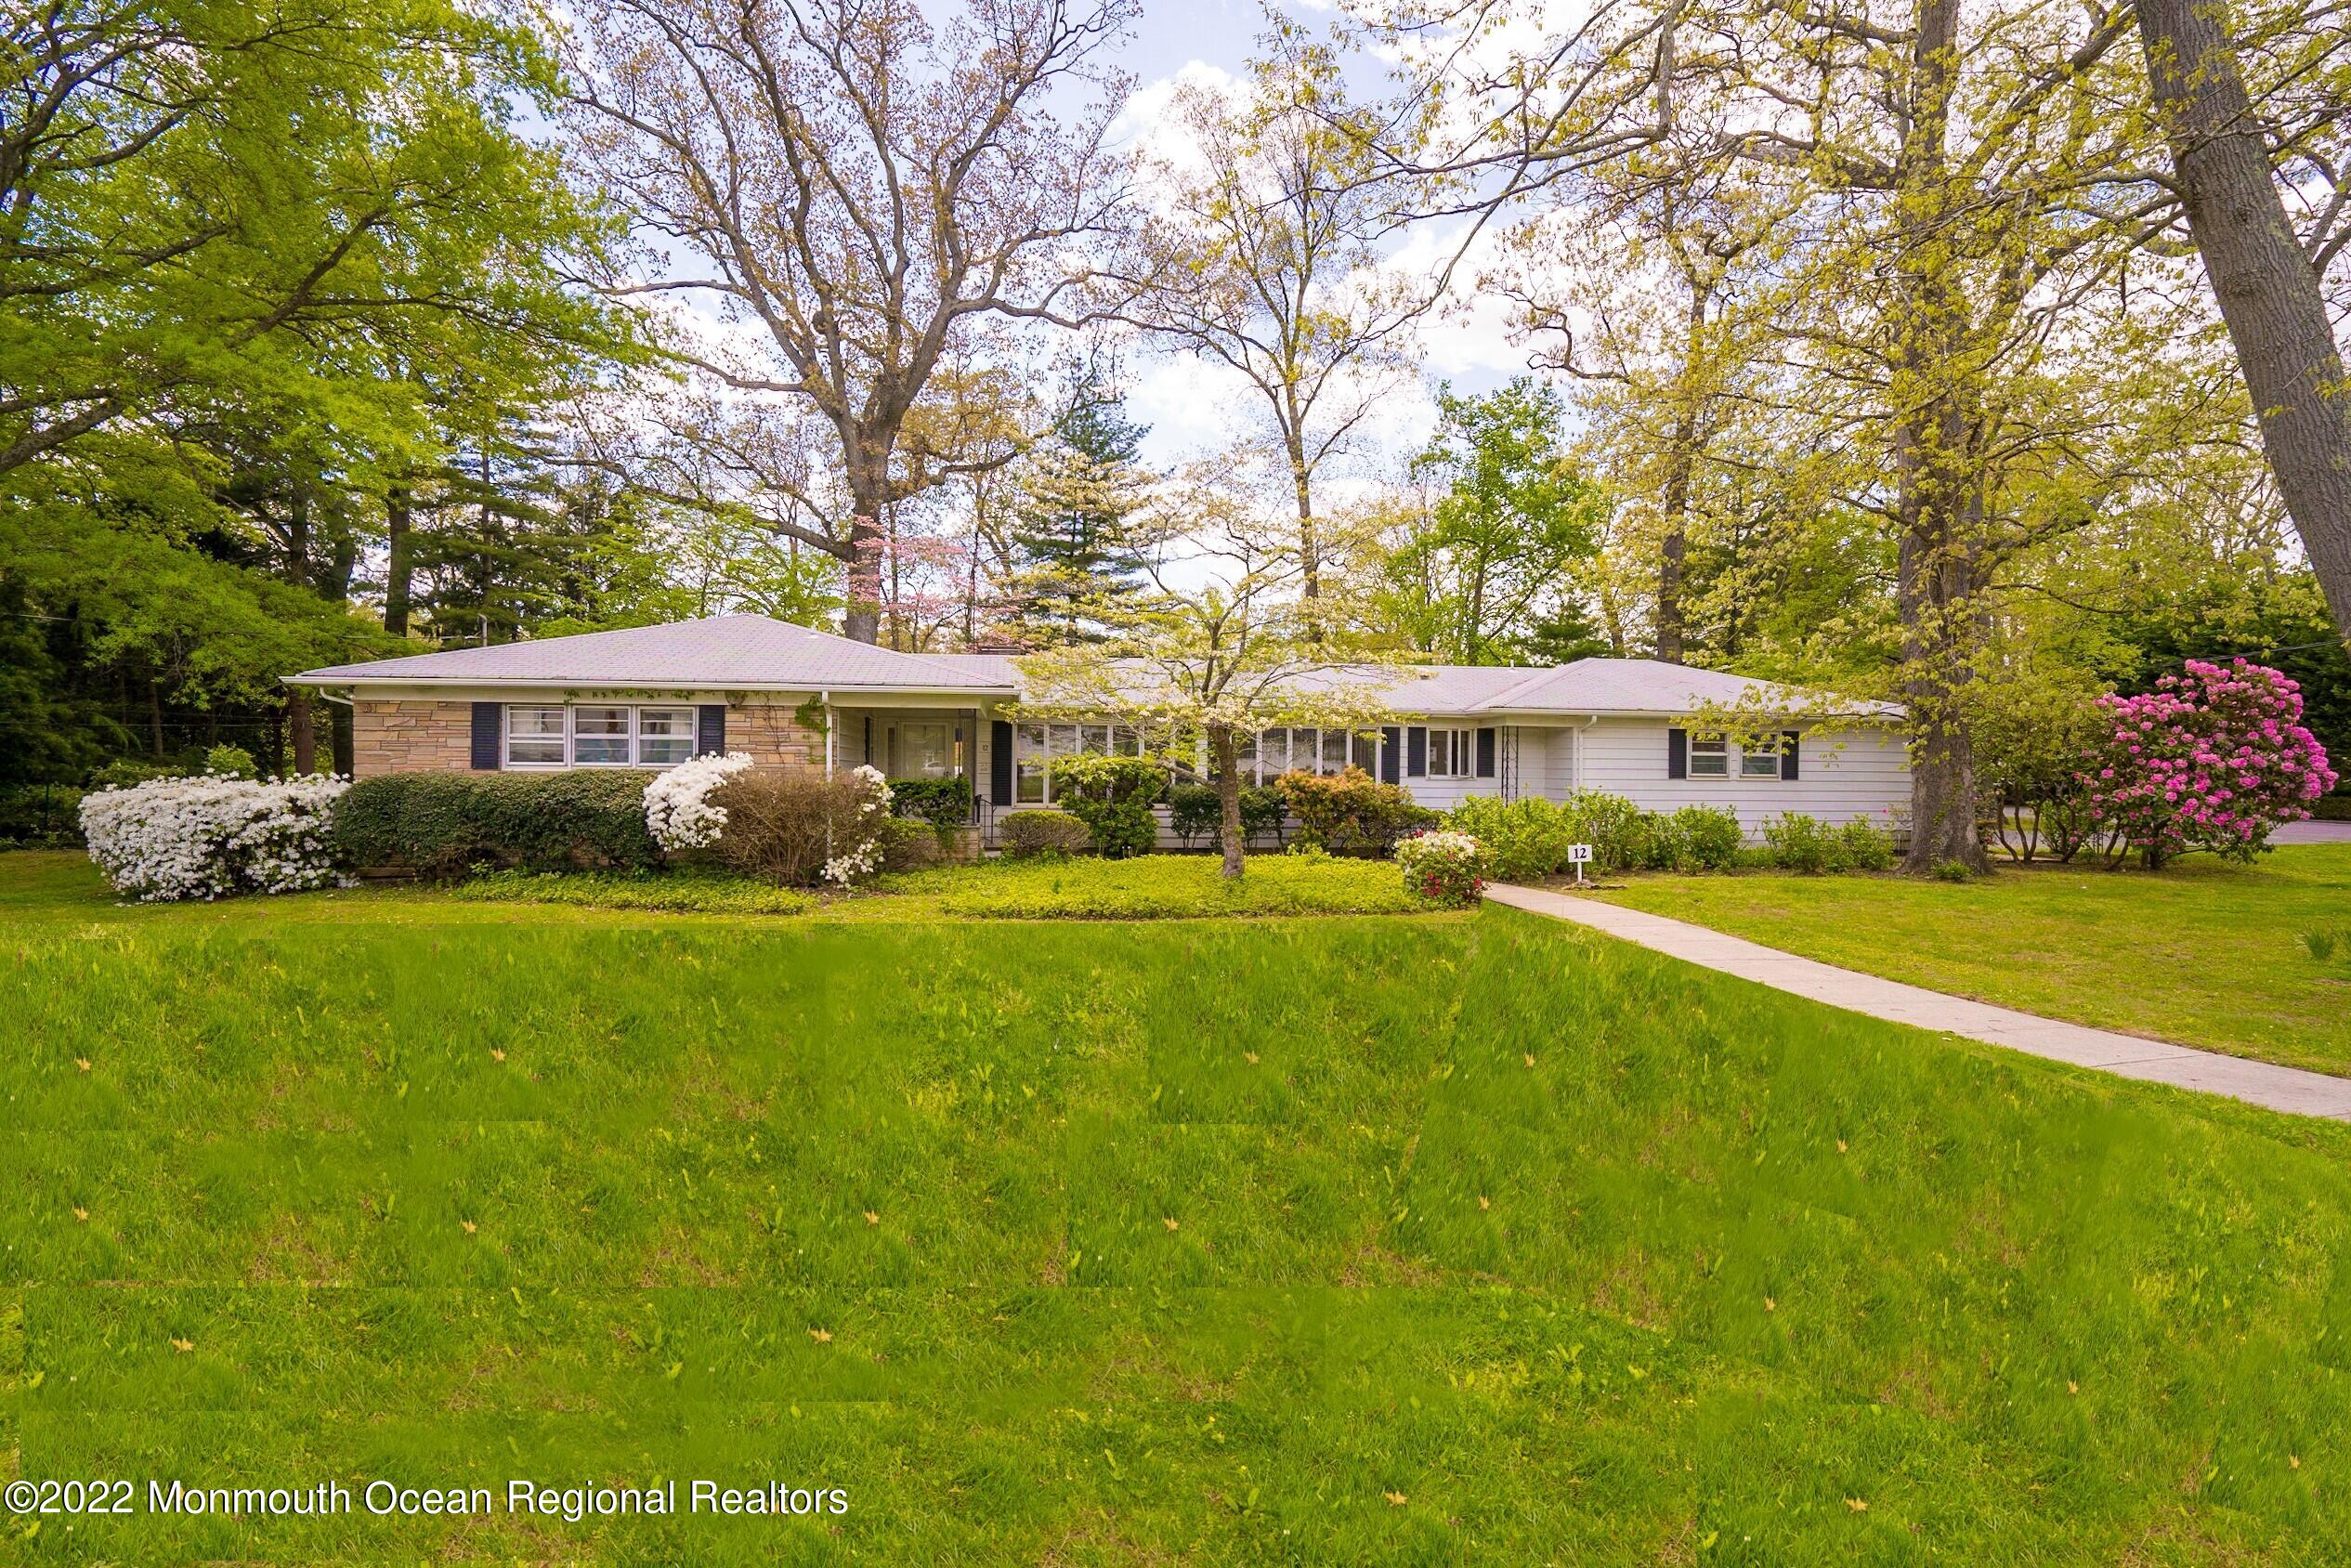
[1380,725,1402,785]
[1406,725,1428,777]
[990,720,1013,804]
[470,702,501,771]
[1666,726,1688,779]
[1475,726,1496,778]
[1782,729,1800,781]
[696,703,726,756]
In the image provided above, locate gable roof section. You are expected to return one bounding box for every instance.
[287,615,1016,692]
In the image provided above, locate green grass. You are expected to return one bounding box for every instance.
[7,849,2351,1560]
[449,867,821,915]
[1583,843,2351,1076]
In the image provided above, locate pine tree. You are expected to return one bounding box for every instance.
[1005,375,1151,644]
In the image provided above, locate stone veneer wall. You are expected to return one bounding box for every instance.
[349,698,829,777]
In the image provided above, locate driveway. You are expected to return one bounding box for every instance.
[2275,820,2351,844]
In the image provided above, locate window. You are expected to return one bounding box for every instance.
[1689,734,1729,777]
[1740,734,1782,778]
[505,707,567,766]
[894,721,954,778]
[1321,728,1350,774]
[503,705,702,769]
[638,707,696,765]
[571,706,632,765]
[1015,724,1049,803]
[1012,721,1146,804]
[1428,726,1473,778]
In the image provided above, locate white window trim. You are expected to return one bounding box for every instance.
[503,704,700,770]
[1014,721,1146,805]
[1688,734,1730,778]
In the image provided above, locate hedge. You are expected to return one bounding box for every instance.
[891,776,973,829]
[333,771,662,877]
[999,809,1092,858]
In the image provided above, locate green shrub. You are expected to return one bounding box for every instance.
[1277,767,1435,853]
[709,768,890,886]
[1238,785,1287,848]
[1836,817,1897,871]
[0,783,86,846]
[1664,805,1744,871]
[879,815,947,872]
[1446,796,1576,880]
[1000,809,1092,859]
[2316,791,2351,823]
[86,758,177,791]
[890,776,973,830]
[1168,783,1222,848]
[1558,791,1652,873]
[1047,754,1166,859]
[333,771,661,877]
[202,743,258,779]
[1762,813,1842,873]
[1932,857,1976,882]
[448,867,816,914]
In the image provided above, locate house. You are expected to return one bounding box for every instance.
[285,614,1911,842]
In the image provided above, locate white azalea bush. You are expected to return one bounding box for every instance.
[1394,829,1486,908]
[642,750,753,850]
[821,764,894,885]
[81,773,350,902]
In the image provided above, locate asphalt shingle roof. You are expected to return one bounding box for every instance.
[291,616,1896,716]
[292,615,1013,691]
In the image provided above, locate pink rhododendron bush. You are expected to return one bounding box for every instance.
[2076,660,2336,868]
[80,773,349,901]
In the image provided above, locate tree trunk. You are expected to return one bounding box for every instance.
[1210,723,1246,879]
[1285,423,1320,634]
[842,505,884,645]
[384,486,413,637]
[2135,0,2351,650]
[289,689,317,776]
[1653,279,1712,664]
[1892,0,1991,876]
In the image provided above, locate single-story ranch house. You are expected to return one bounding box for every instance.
[287,614,1910,844]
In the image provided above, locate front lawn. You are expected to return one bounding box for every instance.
[7,853,2351,1559]
[1586,843,2351,1075]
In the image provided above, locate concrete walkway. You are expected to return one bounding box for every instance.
[1485,883,2351,1121]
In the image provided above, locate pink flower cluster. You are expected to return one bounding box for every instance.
[2074,660,2337,862]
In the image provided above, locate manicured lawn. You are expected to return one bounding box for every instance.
[7,848,2351,1559]
[1583,843,2351,1076]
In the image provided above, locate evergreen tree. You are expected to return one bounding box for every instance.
[1005,375,1151,644]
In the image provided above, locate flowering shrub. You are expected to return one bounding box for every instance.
[1274,767,1436,853]
[81,773,347,902]
[1395,829,1485,907]
[642,751,753,850]
[2075,660,2337,867]
[707,763,892,887]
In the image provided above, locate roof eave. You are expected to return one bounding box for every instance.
[282,673,1018,698]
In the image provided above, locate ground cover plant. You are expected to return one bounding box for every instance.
[872,850,1420,919]
[7,849,2351,1561]
[1594,843,2351,1075]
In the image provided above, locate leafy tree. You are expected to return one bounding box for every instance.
[558,0,1138,643]
[1380,379,1603,665]
[1018,470,1401,878]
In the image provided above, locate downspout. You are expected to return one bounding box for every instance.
[1566,714,1598,796]
[821,690,834,777]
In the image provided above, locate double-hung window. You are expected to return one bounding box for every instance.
[1688,734,1730,778]
[503,705,699,769]
[1740,734,1782,778]
[1427,726,1473,779]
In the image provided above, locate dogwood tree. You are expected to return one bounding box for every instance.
[1015,476,1402,877]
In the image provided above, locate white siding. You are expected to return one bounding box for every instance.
[1571,717,1909,833]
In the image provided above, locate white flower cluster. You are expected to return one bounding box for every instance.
[80,773,350,902]
[823,765,896,885]
[642,751,754,850]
